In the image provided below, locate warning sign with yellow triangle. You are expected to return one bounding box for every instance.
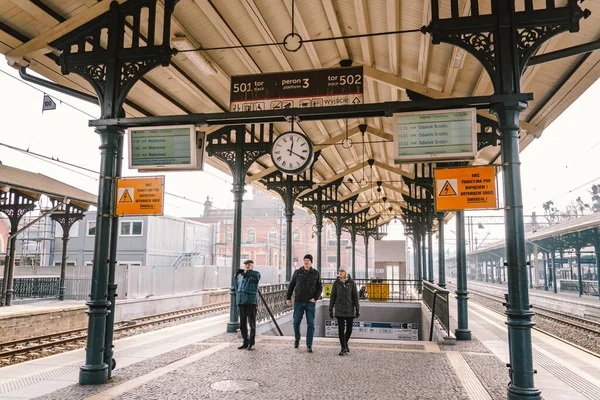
[116,176,165,216]
[438,180,457,196]
[119,188,134,203]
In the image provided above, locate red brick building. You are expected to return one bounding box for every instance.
[192,188,372,279]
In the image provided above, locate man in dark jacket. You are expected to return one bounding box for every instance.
[286,254,322,352]
[235,259,261,350]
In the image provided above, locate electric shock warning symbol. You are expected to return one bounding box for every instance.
[118,188,134,203]
[437,180,458,196]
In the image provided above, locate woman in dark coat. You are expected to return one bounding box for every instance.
[329,266,359,356]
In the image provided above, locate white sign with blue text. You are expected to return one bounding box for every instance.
[325,320,418,341]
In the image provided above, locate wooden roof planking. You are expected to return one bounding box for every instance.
[0,0,599,224]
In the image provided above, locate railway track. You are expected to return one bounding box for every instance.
[0,302,229,367]
[449,285,600,356]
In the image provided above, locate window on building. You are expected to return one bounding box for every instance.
[87,221,96,236]
[120,221,143,236]
[327,255,337,263]
[268,229,277,243]
[247,229,255,243]
[293,229,301,242]
[54,261,76,267]
[225,229,232,243]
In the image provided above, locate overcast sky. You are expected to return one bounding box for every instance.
[0,62,598,243]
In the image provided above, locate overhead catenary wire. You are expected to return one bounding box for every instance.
[0,68,97,119]
[0,143,231,207]
[176,27,424,53]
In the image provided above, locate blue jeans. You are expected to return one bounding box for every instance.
[293,301,316,347]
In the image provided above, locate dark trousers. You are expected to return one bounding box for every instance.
[337,317,354,347]
[239,304,257,346]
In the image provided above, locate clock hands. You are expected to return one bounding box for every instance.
[288,150,306,160]
[287,138,306,160]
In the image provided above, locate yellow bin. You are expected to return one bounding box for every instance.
[366,282,389,301]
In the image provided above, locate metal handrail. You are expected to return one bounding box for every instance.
[422,281,450,339]
[258,289,283,336]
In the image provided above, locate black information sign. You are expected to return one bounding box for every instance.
[229,66,363,112]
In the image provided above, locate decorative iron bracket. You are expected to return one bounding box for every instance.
[50,0,179,118]
[426,0,590,93]
[207,124,274,186]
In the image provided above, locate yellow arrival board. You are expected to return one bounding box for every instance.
[434,166,498,211]
[115,176,165,216]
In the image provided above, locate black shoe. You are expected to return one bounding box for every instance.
[247,345,254,351]
[338,348,346,356]
[294,340,299,349]
[238,344,248,350]
[307,347,313,353]
[345,345,350,353]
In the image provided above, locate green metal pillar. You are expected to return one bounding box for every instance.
[415,232,422,283]
[528,252,533,289]
[104,131,123,378]
[551,252,557,294]
[351,231,356,279]
[576,247,583,297]
[485,261,489,282]
[364,235,369,280]
[79,127,120,385]
[285,208,294,282]
[58,232,69,300]
[336,224,342,271]
[492,102,539,399]
[437,212,446,288]
[421,231,428,281]
[315,215,323,274]
[542,252,548,291]
[455,210,471,340]
[4,235,17,306]
[228,178,245,333]
[594,229,600,300]
[427,228,434,283]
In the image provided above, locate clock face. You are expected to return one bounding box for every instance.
[271,131,314,175]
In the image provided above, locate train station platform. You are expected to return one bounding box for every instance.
[1,298,599,400]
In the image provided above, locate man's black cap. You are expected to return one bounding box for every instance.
[243,259,254,265]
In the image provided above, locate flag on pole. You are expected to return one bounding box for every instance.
[42,94,56,112]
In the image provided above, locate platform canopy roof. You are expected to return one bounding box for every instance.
[0,164,97,209]
[1,0,599,226]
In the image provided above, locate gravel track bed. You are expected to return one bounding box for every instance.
[468,292,600,355]
[0,306,228,367]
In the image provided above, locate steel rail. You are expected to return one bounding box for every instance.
[0,302,229,361]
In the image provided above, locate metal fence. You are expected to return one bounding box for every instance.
[257,283,292,325]
[422,281,450,339]
[559,279,599,295]
[322,278,422,302]
[2,264,283,301]
[0,277,60,300]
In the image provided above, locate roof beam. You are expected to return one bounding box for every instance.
[441,1,470,95]
[417,0,431,85]
[322,0,349,60]
[387,0,401,101]
[364,65,542,137]
[193,0,261,74]
[9,0,61,28]
[5,0,127,66]
[240,0,292,71]
[283,0,321,68]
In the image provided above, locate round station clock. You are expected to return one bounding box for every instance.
[270,131,315,175]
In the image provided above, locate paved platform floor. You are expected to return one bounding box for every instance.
[0,297,599,399]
